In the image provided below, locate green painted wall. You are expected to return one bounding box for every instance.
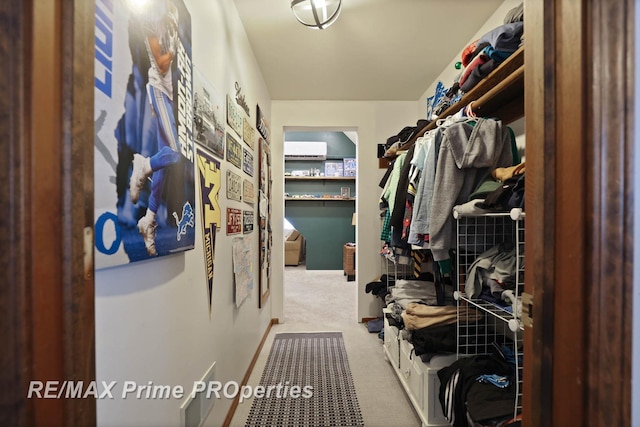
[285,131,356,270]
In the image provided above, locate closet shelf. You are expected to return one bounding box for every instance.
[453,208,525,221]
[455,292,523,332]
[392,45,525,157]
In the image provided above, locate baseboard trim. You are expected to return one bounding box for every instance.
[222,318,278,427]
[361,316,379,323]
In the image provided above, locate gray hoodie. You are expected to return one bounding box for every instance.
[429,118,514,261]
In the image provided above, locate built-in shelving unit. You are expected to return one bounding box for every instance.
[284,132,356,270]
[453,209,525,420]
[380,44,526,425]
[386,45,524,158]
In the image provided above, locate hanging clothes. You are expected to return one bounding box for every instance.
[428,118,515,264]
[379,151,407,242]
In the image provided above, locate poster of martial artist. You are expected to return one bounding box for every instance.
[196,146,222,314]
[94,0,195,269]
[193,67,225,159]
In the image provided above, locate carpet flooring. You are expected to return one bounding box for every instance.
[245,332,364,427]
[230,266,421,427]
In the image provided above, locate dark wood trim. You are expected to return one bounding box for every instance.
[550,0,587,423]
[525,0,634,425]
[0,0,32,425]
[222,319,278,427]
[523,0,556,423]
[584,0,633,424]
[0,0,95,425]
[60,0,96,424]
[30,1,66,423]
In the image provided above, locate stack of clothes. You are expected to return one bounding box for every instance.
[438,344,522,427]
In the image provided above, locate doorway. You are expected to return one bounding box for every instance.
[282,129,358,322]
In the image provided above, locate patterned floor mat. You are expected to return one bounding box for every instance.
[245,332,364,426]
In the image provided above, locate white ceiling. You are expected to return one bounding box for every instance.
[233,0,505,101]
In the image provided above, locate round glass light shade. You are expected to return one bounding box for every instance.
[291,0,342,30]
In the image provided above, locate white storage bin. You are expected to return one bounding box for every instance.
[399,338,423,404]
[383,310,400,368]
[416,354,457,426]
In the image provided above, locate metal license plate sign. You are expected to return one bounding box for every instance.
[226,208,242,235]
[242,148,254,177]
[243,179,255,204]
[243,210,254,234]
[226,94,243,138]
[226,132,242,169]
[243,117,255,150]
[226,170,242,202]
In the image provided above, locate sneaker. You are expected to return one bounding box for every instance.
[129,154,150,204]
[137,215,158,256]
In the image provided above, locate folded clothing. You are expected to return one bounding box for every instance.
[402,302,484,330]
[492,162,525,182]
[390,279,438,307]
[453,199,491,217]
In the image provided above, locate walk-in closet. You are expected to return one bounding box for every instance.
[367,0,634,424]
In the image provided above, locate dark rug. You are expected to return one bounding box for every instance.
[245,332,364,426]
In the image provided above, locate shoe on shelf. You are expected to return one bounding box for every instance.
[129,153,151,204]
[137,215,158,256]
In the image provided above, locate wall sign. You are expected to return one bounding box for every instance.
[226,170,242,202]
[256,104,270,143]
[234,81,250,117]
[194,68,225,159]
[243,179,255,204]
[226,94,243,138]
[226,132,242,169]
[226,208,242,235]
[243,210,254,234]
[242,148,254,177]
[243,117,255,150]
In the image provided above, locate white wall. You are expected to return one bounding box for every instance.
[95,1,272,426]
[270,101,420,322]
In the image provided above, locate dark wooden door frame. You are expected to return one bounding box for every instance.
[1,0,635,425]
[1,0,95,425]
[524,0,634,425]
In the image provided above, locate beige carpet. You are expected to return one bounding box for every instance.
[230,265,421,427]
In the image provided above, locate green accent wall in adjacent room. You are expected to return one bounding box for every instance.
[285,131,356,270]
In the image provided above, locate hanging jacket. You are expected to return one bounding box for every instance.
[429,118,514,262]
[410,127,444,239]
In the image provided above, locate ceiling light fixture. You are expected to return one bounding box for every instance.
[291,0,342,30]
